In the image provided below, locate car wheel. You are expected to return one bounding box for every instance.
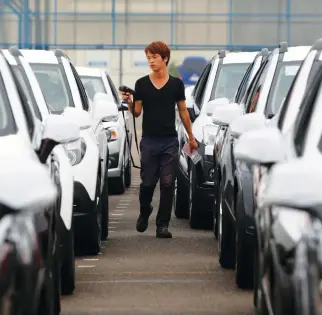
[188,164,202,229]
[101,169,109,240]
[124,154,132,188]
[61,223,75,296]
[82,174,102,255]
[112,158,126,194]
[173,174,189,219]
[218,184,235,269]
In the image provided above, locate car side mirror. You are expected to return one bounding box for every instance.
[92,92,118,121]
[206,98,229,116]
[38,114,81,163]
[0,155,58,210]
[234,127,285,166]
[230,112,267,139]
[62,107,92,130]
[262,158,322,209]
[211,102,241,126]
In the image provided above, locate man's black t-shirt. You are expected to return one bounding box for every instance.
[133,75,186,138]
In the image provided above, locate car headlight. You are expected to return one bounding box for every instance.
[64,137,87,166]
[106,127,118,142]
[203,124,218,146]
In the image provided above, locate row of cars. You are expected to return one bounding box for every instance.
[175,39,322,313]
[0,48,132,314]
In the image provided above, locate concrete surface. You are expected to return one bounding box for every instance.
[61,157,255,315]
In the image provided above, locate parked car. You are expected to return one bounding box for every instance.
[234,39,322,314]
[211,42,310,289]
[212,48,270,239]
[174,50,257,228]
[2,47,80,295]
[0,51,80,314]
[0,152,59,315]
[20,49,111,255]
[76,66,133,193]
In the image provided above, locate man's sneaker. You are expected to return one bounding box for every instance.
[136,205,153,233]
[156,226,172,238]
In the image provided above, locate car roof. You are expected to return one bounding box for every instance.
[222,51,259,64]
[19,49,59,64]
[276,46,311,62]
[1,49,18,65]
[76,66,103,77]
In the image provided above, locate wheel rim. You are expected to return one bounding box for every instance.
[218,191,223,253]
[189,168,193,217]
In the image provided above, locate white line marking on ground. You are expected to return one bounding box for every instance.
[109,221,119,224]
[78,265,96,268]
[111,213,123,216]
[83,258,99,261]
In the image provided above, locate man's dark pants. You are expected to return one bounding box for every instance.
[139,136,179,228]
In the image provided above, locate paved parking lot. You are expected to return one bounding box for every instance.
[61,165,255,315]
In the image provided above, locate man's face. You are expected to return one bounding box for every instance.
[146,52,167,71]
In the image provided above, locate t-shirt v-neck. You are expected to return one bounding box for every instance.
[134,74,186,138]
[148,75,170,91]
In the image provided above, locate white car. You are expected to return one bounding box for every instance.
[234,38,322,315]
[76,66,133,193]
[20,49,112,255]
[175,50,258,227]
[0,51,80,314]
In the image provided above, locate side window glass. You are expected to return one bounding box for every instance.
[245,61,269,113]
[192,62,211,98]
[235,62,253,103]
[70,63,89,111]
[106,74,120,104]
[194,64,212,108]
[293,67,322,156]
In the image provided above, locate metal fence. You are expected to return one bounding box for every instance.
[1,0,322,50]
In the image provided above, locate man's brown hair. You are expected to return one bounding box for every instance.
[144,41,171,66]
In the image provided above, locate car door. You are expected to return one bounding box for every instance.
[70,62,107,185]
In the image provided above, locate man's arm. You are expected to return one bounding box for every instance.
[177,100,193,139]
[128,99,143,118]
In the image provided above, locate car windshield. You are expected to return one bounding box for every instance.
[30,63,74,114]
[210,63,250,101]
[266,61,301,117]
[0,74,16,136]
[80,76,107,101]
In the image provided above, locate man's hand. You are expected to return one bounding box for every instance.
[189,137,198,151]
[120,91,133,106]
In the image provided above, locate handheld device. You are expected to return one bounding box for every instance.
[119,85,135,95]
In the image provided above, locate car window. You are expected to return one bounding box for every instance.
[11,65,42,120]
[31,63,74,114]
[0,73,17,136]
[234,61,254,103]
[69,63,90,112]
[210,63,250,101]
[194,63,212,108]
[265,61,301,118]
[244,60,270,113]
[278,54,319,131]
[80,76,107,101]
[105,73,121,105]
[293,65,322,156]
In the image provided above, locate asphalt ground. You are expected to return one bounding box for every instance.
[61,117,255,315]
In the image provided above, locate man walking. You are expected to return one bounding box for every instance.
[120,41,198,238]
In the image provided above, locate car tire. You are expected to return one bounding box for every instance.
[61,223,75,296]
[101,169,109,241]
[124,155,132,188]
[112,158,126,194]
[82,174,102,255]
[218,184,235,269]
[173,175,189,219]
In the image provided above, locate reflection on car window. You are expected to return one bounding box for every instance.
[265,61,301,117]
[0,74,17,136]
[31,64,73,114]
[210,63,250,101]
[80,76,107,101]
